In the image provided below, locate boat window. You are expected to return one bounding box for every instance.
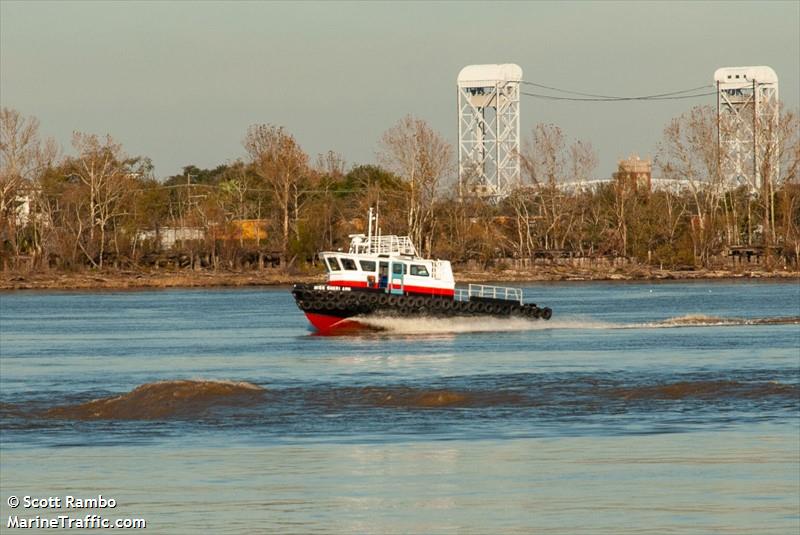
[359,260,376,272]
[340,258,358,270]
[392,263,406,275]
[325,257,340,271]
[410,264,429,277]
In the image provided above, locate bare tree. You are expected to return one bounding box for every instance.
[505,186,535,257]
[772,108,800,263]
[520,124,598,251]
[315,150,346,179]
[243,124,308,264]
[378,115,452,255]
[657,106,724,266]
[69,133,132,268]
[219,160,255,246]
[656,102,799,267]
[0,109,40,217]
[565,140,599,251]
[757,105,800,245]
[310,151,347,251]
[0,108,59,268]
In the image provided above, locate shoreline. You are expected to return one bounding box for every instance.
[2,267,797,291]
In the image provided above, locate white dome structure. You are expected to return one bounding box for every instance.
[457,64,523,88]
[714,66,778,85]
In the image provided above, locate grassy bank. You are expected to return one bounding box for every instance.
[1,265,797,291]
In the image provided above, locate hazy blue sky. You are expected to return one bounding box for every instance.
[2,0,798,179]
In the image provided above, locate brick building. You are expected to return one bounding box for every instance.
[613,155,652,193]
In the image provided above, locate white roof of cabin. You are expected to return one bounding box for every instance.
[714,66,778,85]
[458,64,523,88]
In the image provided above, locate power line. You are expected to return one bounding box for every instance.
[520,80,714,100]
[520,89,717,102]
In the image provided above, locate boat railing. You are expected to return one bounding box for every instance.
[454,284,523,304]
[349,234,418,256]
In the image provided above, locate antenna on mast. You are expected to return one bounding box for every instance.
[374,206,380,243]
[367,207,373,243]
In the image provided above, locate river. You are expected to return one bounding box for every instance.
[1,280,798,533]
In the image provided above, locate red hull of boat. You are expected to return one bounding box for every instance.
[304,312,366,333]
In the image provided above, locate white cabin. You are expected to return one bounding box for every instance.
[320,232,455,297]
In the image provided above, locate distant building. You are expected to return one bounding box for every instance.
[613,155,652,193]
[137,220,268,250]
[13,193,32,226]
[137,227,205,249]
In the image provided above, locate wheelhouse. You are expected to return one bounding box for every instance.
[319,220,455,298]
[320,251,455,297]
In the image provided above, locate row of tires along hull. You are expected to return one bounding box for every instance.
[291,286,552,320]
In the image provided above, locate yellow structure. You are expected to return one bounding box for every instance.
[232,219,268,241]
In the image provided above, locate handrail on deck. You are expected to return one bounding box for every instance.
[454,283,523,304]
[349,234,417,256]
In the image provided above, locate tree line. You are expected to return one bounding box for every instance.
[1,104,798,273]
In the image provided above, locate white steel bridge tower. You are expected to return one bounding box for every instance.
[457,64,522,198]
[715,66,779,192]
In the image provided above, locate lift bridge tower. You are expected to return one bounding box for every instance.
[715,66,779,192]
[457,64,522,198]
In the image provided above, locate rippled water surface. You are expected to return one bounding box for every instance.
[1,281,799,533]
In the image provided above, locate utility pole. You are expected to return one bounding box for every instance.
[184,173,197,221]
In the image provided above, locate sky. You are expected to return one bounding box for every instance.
[1,0,798,180]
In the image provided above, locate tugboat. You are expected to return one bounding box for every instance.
[291,208,552,333]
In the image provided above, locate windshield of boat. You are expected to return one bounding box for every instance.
[340,258,357,270]
[325,257,340,271]
[410,264,429,276]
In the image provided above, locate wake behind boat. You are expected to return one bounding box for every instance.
[292,208,552,333]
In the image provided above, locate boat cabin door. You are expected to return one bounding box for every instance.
[379,262,389,290]
[389,261,405,295]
